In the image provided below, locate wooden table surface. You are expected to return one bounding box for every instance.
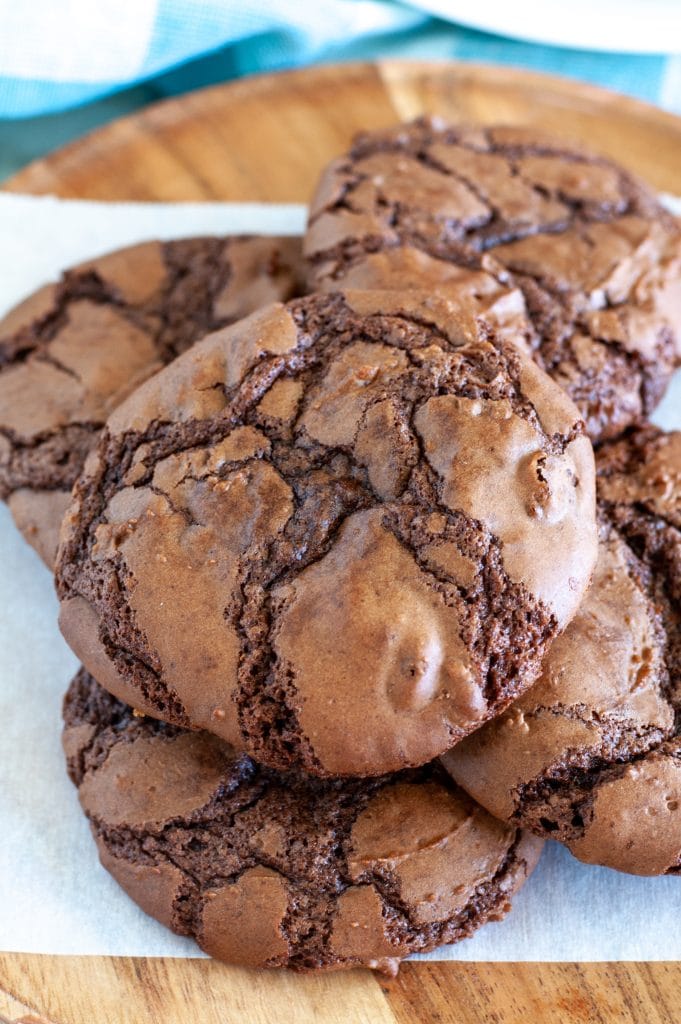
[2,60,681,1024]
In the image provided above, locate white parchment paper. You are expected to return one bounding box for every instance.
[0,191,679,961]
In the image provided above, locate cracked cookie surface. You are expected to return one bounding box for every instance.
[63,668,543,973]
[56,290,597,777]
[443,426,681,876]
[0,234,304,565]
[305,119,681,443]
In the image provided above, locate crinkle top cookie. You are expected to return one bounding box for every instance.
[0,235,304,565]
[63,667,543,974]
[444,426,681,876]
[305,120,681,443]
[56,290,597,777]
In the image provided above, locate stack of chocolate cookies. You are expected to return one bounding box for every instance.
[1,119,679,973]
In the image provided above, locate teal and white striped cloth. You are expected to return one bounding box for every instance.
[1,0,681,119]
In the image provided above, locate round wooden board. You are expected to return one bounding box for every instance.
[2,61,681,1024]
[6,59,681,199]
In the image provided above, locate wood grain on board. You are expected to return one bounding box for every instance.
[7,60,681,199]
[1,957,681,1024]
[3,61,681,1023]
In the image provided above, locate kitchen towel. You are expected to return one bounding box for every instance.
[1,1,680,118]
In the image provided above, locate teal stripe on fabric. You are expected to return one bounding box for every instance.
[0,78,119,118]
[142,2,270,77]
[143,0,425,82]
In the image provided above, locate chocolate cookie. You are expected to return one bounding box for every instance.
[305,120,681,442]
[63,668,543,973]
[56,290,597,778]
[443,426,681,876]
[0,235,304,566]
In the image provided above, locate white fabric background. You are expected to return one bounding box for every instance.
[0,193,679,960]
[0,0,158,81]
